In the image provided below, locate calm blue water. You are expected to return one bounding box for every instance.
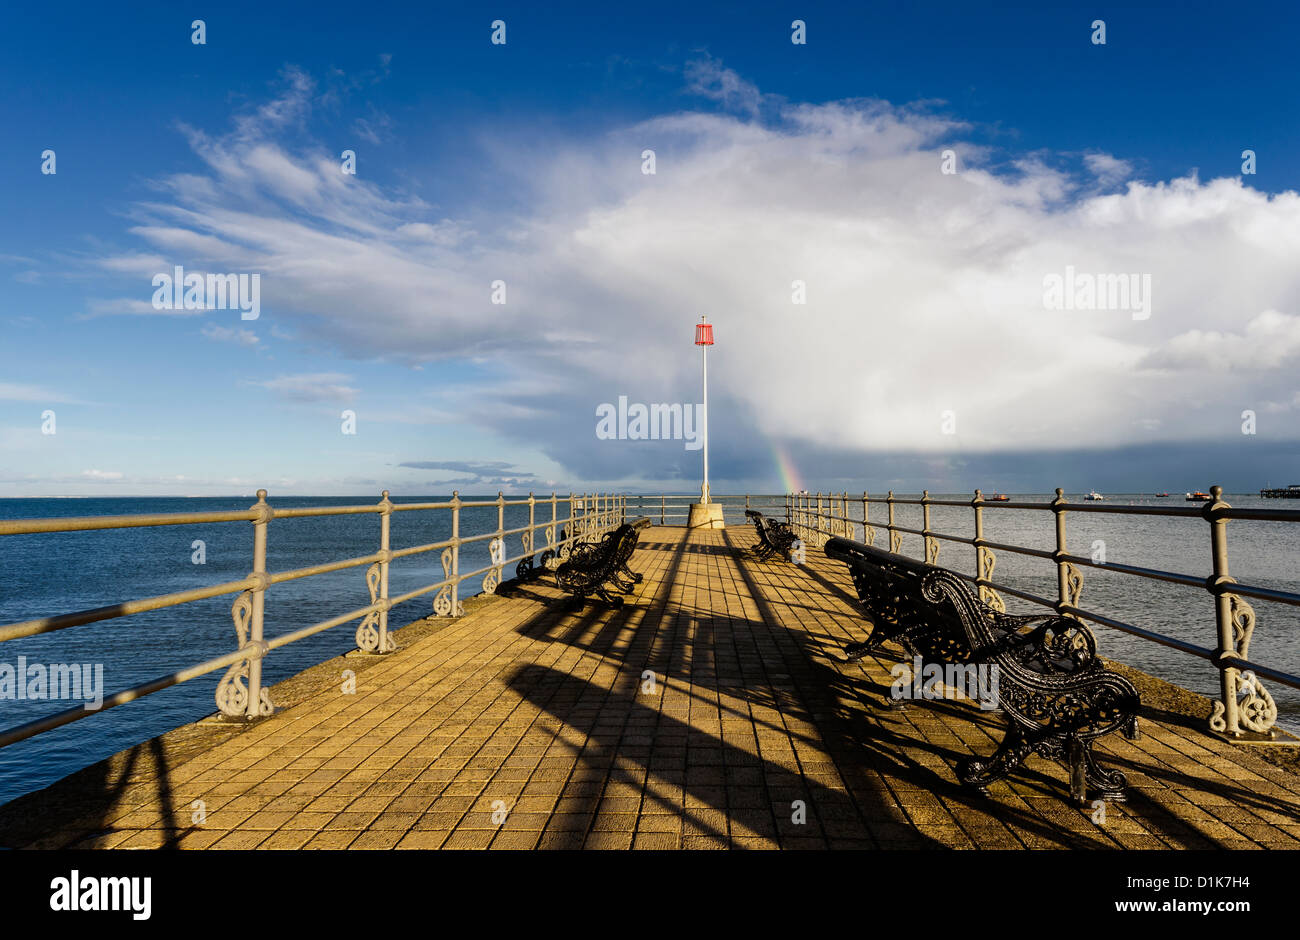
[0,493,1295,808]
[0,494,598,808]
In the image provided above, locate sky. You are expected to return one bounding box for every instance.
[2,0,1299,496]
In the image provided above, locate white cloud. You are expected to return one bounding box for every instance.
[93,60,1300,467]
[256,372,356,402]
[1083,152,1133,186]
[684,57,766,117]
[201,323,261,346]
[0,382,78,403]
[1141,310,1300,373]
[352,106,395,145]
[83,297,197,317]
[394,221,473,246]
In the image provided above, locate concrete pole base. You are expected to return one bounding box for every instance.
[687,502,725,529]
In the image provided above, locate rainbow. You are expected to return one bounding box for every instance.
[771,442,803,494]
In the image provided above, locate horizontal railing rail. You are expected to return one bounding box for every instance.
[0,490,626,750]
[619,494,787,525]
[785,486,1299,741]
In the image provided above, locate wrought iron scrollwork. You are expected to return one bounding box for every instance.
[889,530,903,554]
[977,546,1006,614]
[516,529,538,580]
[355,562,395,652]
[1062,561,1084,611]
[1209,593,1277,735]
[483,537,505,595]
[433,548,463,617]
[215,590,273,717]
[924,536,940,566]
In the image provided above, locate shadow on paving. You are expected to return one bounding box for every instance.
[508,526,1299,848]
[4,526,1293,850]
[503,529,1106,848]
[732,530,1300,848]
[0,731,195,849]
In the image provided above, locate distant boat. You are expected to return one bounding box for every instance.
[1085,491,1103,501]
[985,493,1010,501]
[1154,492,1170,497]
[1186,491,1211,501]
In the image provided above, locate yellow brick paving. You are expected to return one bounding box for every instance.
[52,526,1300,848]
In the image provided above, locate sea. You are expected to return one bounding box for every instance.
[0,492,1296,808]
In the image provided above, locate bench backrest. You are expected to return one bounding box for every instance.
[611,523,642,566]
[745,510,776,548]
[824,536,978,662]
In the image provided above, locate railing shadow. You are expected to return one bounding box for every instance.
[499,528,1105,847]
[497,524,1299,848]
[782,532,1300,844]
[0,730,191,849]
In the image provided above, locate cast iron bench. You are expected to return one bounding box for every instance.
[514,517,605,585]
[824,535,1140,803]
[610,517,651,590]
[744,509,800,561]
[554,520,647,607]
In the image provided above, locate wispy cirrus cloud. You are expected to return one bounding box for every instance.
[395,459,542,487]
[0,382,86,404]
[201,323,260,347]
[256,372,356,402]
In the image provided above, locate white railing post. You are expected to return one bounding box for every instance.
[886,491,898,554]
[450,491,461,615]
[527,491,536,563]
[484,491,505,595]
[378,490,393,651]
[922,490,938,564]
[246,489,271,719]
[1203,486,1276,738]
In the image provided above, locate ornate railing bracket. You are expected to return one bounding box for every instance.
[215,590,274,718]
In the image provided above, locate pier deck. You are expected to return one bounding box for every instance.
[7,525,1299,849]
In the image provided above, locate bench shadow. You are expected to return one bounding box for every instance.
[500,527,1121,848]
[771,534,1300,846]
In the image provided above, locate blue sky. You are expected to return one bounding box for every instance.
[3,1,1299,496]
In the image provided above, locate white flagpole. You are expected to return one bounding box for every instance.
[701,317,709,503]
[688,315,720,530]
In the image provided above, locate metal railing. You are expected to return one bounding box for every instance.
[621,494,787,526]
[0,491,626,749]
[784,487,1300,741]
